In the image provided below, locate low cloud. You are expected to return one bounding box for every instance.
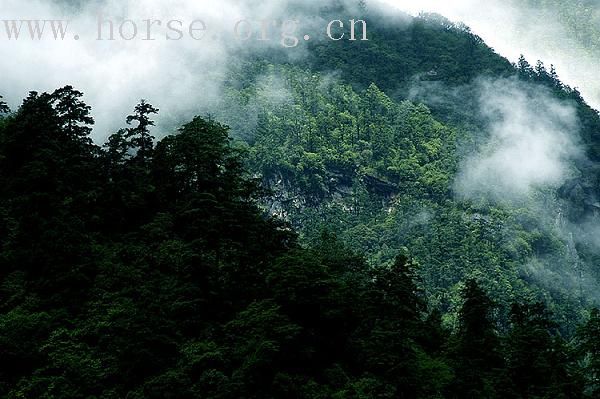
[383,0,600,110]
[454,78,582,202]
[0,0,329,141]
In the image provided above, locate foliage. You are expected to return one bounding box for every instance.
[3,2,600,397]
[0,87,593,397]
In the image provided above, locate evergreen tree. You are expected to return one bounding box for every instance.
[104,128,130,166]
[354,254,437,397]
[549,64,563,88]
[101,101,159,229]
[506,302,583,398]
[50,86,94,145]
[125,100,159,162]
[372,253,426,325]
[449,279,505,398]
[535,60,548,77]
[517,54,534,79]
[578,308,600,397]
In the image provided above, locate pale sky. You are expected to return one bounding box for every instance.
[1,0,598,139]
[382,0,600,110]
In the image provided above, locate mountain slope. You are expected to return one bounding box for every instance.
[215,6,600,329]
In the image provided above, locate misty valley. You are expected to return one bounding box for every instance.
[2,0,600,398]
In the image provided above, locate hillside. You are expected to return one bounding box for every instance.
[2,1,600,398]
[0,86,593,399]
[212,8,600,330]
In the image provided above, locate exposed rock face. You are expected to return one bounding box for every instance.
[362,174,397,197]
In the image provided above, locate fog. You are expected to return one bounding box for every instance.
[383,0,600,110]
[455,78,583,202]
[3,0,600,308]
[0,0,321,140]
[2,0,599,141]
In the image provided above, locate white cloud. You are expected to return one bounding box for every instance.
[382,0,600,110]
[454,78,582,201]
[2,0,599,144]
[0,0,312,140]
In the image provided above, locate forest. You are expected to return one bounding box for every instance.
[1,87,599,398]
[3,1,600,398]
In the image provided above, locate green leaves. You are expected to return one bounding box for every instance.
[0,42,598,396]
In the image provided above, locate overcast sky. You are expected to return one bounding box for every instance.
[384,0,600,110]
[0,0,598,139]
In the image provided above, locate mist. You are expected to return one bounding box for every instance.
[3,0,599,143]
[383,0,600,111]
[0,0,327,141]
[455,78,583,202]
[441,75,600,306]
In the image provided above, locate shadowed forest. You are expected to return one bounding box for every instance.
[3,2,600,398]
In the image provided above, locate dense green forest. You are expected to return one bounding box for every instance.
[3,1,600,397]
[2,86,600,398]
[213,9,600,329]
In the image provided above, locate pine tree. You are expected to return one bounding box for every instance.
[373,253,426,324]
[549,64,562,87]
[535,60,547,77]
[0,90,100,307]
[355,253,430,397]
[517,55,534,79]
[51,86,94,145]
[450,279,505,398]
[505,302,576,397]
[125,100,159,162]
[100,101,159,230]
[578,308,600,396]
[104,128,130,166]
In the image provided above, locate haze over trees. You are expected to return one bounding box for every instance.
[3,1,600,398]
